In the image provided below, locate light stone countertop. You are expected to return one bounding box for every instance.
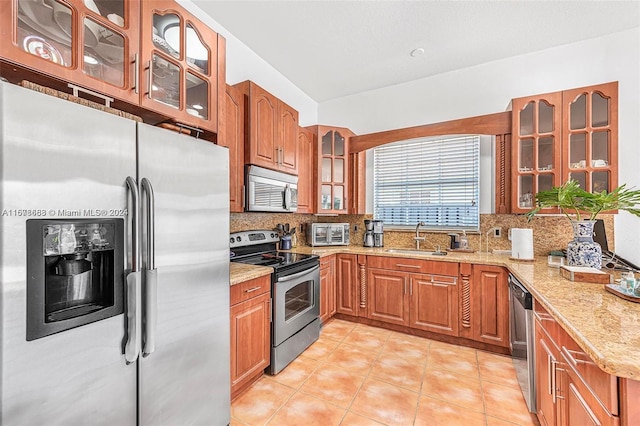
[230,245,640,380]
[229,262,272,286]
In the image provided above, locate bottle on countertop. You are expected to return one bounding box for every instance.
[459,230,469,250]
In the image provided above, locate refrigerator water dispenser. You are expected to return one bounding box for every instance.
[26,219,125,341]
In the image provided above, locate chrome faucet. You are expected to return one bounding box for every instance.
[414,221,426,250]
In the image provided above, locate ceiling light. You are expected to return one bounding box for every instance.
[410,48,425,57]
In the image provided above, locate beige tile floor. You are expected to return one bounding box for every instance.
[231,319,540,426]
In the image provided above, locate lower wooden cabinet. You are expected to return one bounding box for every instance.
[367,268,409,325]
[230,275,271,400]
[533,301,637,426]
[336,254,359,316]
[410,273,459,336]
[364,257,459,335]
[469,264,510,348]
[535,316,562,426]
[319,255,336,324]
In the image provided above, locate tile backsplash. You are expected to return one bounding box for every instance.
[230,213,614,256]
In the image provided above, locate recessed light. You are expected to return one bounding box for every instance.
[410,48,425,57]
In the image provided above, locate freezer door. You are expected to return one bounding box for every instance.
[137,124,230,425]
[0,82,137,425]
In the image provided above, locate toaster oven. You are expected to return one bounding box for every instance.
[307,223,350,246]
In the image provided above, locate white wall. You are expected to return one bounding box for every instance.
[321,28,640,264]
[178,0,318,126]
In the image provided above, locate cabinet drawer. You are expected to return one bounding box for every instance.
[367,256,458,276]
[534,301,565,346]
[320,255,335,269]
[563,351,620,424]
[535,300,618,416]
[561,344,618,415]
[230,275,271,306]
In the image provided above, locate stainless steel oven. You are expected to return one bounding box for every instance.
[230,230,320,374]
[271,263,320,373]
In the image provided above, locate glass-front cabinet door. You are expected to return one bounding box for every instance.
[562,82,618,194]
[317,127,350,213]
[0,0,140,104]
[139,0,222,135]
[511,92,563,212]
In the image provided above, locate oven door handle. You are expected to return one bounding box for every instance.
[277,265,320,282]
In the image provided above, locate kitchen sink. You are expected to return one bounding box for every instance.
[384,249,447,256]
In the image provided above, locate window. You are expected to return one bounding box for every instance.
[373,135,480,230]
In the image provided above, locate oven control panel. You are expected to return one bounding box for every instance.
[230,230,279,248]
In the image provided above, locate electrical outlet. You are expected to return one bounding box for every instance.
[354,224,358,232]
[493,227,502,238]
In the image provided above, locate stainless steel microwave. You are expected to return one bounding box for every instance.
[307,223,350,246]
[245,165,298,213]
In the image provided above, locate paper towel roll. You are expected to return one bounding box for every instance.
[510,228,534,260]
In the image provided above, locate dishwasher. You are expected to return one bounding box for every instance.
[509,273,536,413]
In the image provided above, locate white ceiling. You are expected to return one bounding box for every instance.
[193,1,640,103]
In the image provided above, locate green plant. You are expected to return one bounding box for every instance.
[526,179,640,222]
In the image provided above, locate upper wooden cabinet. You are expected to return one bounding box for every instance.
[220,83,245,212]
[0,0,225,137]
[139,0,224,135]
[234,81,299,175]
[511,82,618,213]
[349,151,367,214]
[297,126,315,214]
[0,0,140,104]
[561,82,618,196]
[306,125,354,214]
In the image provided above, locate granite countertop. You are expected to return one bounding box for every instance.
[230,246,640,380]
[229,262,272,286]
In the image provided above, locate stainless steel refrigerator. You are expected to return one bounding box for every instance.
[0,81,230,425]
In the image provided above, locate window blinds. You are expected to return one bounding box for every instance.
[373,135,480,230]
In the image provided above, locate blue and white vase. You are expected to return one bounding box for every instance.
[566,220,602,269]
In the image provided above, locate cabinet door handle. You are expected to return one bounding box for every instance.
[396,263,421,269]
[551,357,558,404]
[146,60,152,99]
[245,286,262,293]
[432,276,457,285]
[133,53,139,94]
[547,353,553,397]
[564,348,595,366]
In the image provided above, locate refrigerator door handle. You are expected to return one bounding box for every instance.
[143,269,157,357]
[124,271,141,364]
[141,177,157,357]
[125,176,141,364]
